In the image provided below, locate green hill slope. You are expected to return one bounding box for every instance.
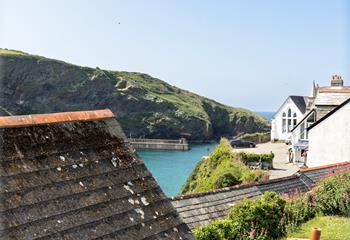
[0,48,270,140]
[181,139,269,194]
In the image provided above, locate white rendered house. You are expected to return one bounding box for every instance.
[271,96,308,141]
[291,75,350,164]
[308,98,350,167]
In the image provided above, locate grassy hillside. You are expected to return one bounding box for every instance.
[0,48,270,140]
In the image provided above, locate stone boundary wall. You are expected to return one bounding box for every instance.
[240,132,271,144]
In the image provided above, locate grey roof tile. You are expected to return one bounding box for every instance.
[172,163,350,229]
[0,110,194,239]
[290,96,308,113]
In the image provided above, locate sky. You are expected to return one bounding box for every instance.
[1,0,349,111]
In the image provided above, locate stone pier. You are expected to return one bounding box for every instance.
[128,138,190,151]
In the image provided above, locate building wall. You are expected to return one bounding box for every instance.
[315,105,337,120]
[271,98,304,141]
[308,102,350,167]
[291,120,309,164]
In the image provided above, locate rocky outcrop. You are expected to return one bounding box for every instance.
[0,49,270,140]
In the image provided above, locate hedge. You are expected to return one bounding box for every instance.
[313,170,350,216]
[238,151,274,169]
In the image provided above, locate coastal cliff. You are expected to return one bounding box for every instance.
[0,49,270,140]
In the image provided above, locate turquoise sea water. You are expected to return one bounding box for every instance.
[137,112,273,197]
[256,111,275,120]
[137,143,217,197]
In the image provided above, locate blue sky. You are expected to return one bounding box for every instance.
[1,0,349,111]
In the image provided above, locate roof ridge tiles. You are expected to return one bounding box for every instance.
[171,175,298,200]
[173,161,350,201]
[300,161,350,172]
[319,89,350,93]
[0,109,115,128]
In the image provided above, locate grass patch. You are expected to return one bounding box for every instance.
[0,48,28,56]
[288,216,350,240]
[115,71,211,122]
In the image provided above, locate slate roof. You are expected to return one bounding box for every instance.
[0,109,193,240]
[0,106,12,116]
[300,162,350,183]
[314,87,350,106]
[290,96,308,114]
[171,162,350,229]
[272,95,308,120]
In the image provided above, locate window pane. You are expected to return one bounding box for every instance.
[300,123,305,139]
[282,119,286,132]
[288,119,291,132]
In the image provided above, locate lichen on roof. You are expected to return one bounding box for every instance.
[0,110,194,239]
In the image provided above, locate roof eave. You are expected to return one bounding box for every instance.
[0,109,115,128]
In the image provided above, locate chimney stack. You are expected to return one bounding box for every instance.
[331,74,344,87]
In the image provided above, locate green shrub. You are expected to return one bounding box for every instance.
[228,192,286,239]
[240,169,268,184]
[193,171,350,240]
[181,138,269,194]
[215,173,240,188]
[194,219,237,240]
[284,191,316,231]
[209,138,234,167]
[194,223,222,240]
[239,152,274,169]
[313,170,350,216]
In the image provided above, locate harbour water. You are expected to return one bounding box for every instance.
[137,143,217,197]
[137,112,273,197]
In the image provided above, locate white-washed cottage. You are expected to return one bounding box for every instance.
[307,98,350,167]
[270,96,308,141]
[291,75,350,164]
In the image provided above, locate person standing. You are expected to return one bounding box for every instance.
[288,148,294,163]
[302,149,308,167]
